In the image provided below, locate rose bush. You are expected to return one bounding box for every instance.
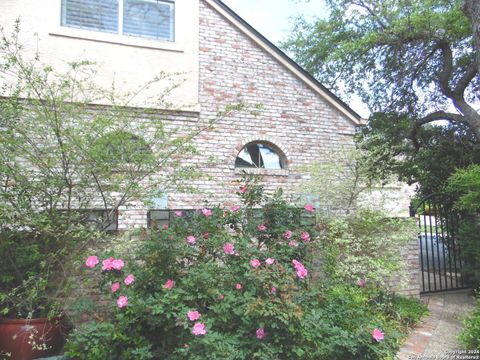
[64,178,426,359]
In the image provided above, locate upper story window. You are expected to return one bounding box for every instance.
[61,0,175,42]
[235,142,285,170]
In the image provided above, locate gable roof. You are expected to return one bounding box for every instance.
[204,0,363,126]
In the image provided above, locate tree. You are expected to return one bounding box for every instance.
[283,0,480,140]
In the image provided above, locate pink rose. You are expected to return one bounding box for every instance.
[186,235,196,245]
[187,310,201,321]
[240,186,248,193]
[235,283,242,290]
[117,295,128,308]
[162,224,169,230]
[265,258,275,265]
[292,259,308,279]
[223,243,235,255]
[304,203,315,212]
[288,240,298,248]
[202,208,213,217]
[283,230,292,239]
[256,327,265,340]
[111,282,120,293]
[271,287,277,293]
[112,259,125,271]
[192,322,207,336]
[124,274,135,286]
[257,223,267,231]
[174,210,183,217]
[250,259,261,268]
[231,205,241,212]
[163,279,174,289]
[218,294,225,300]
[85,255,99,269]
[301,231,311,243]
[356,279,365,287]
[202,232,209,239]
[102,257,114,271]
[372,328,384,342]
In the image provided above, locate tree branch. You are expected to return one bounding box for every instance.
[410,111,464,150]
[437,40,454,98]
[453,61,478,99]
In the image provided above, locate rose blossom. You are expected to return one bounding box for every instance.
[288,240,298,248]
[186,235,196,245]
[257,223,267,231]
[117,295,128,308]
[372,328,384,342]
[231,205,241,212]
[192,322,207,336]
[301,231,311,243]
[218,294,225,300]
[163,279,174,289]
[250,259,261,268]
[304,203,315,213]
[283,230,292,239]
[202,208,213,217]
[223,243,235,255]
[240,186,248,194]
[174,210,183,217]
[111,282,120,293]
[187,310,201,321]
[292,259,308,279]
[162,224,169,230]
[124,274,135,286]
[265,258,275,265]
[271,287,277,294]
[102,257,115,271]
[235,283,242,290]
[256,328,265,340]
[85,255,99,268]
[202,232,209,239]
[112,259,125,271]
[356,279,365,287]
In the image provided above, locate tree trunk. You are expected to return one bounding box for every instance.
[463,0,480,73]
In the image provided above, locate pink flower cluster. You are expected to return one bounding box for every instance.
[256,327,265,340]
[250,259,261,268]
[192,322,207,336]
[186,235,196,245]
[223,243,235,255]
[163,279,174,289]
[292,259,308,279]
[202,208,213,217]
[102,257,125,271]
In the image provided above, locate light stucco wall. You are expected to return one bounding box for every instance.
[0,0,199,110]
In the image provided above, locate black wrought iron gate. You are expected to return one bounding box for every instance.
[411,194,468,294]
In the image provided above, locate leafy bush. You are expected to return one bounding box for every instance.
[317,210,417,286]
[459,298,480,351]
[65,178,425,359]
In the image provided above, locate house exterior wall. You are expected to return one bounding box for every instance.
[161,0,357,209]
[0,0,200,110]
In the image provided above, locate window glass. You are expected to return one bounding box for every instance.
[123,0,175,41]
[235,143,284,169]
[61,0,175,42]
[61,0,119,33]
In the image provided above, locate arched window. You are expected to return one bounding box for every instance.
[235,142,285,170]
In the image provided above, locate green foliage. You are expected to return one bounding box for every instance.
[0,23,227,319]
[357,112,480,195]
[283,0,478,127]
[459,298,480,351]
[445,164,480,211]
[300,147,375,214]
[65,178,424,359]
[318,210,418,285]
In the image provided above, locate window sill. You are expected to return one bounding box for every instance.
[49,26,184,52]
[235,168,289,177]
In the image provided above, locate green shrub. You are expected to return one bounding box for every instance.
[318,210,417,286]
[64,178,425,359]
[459,298,480,351]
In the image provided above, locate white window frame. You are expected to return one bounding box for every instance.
[50,0,184,52]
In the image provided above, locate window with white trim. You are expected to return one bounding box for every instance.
[61,0,175,42]
[235,142,285,170]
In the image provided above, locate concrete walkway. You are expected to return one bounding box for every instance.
[397,290,477,360]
